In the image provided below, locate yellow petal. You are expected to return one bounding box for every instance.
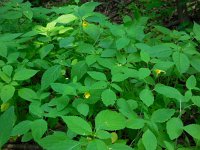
[84,92,91,99]
[155,69,166,76]
[82,20,88,27]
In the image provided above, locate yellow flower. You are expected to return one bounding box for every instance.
[155,69,166,76]
[84,92,91,99]
[82,20,88,27]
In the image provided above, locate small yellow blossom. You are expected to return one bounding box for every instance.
[82,20,88,27]
[84,92,91,99]
[155,69,166,76]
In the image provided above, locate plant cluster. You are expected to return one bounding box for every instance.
[0,0,200,150]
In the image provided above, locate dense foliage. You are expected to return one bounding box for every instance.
[0,0,200,149]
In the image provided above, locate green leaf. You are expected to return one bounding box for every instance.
[86,139,107,150]
[39,132,81,150]
[151,108,175,123]
[140,51,150,63]
[2,65,13,77]
[142,129,157,150]
[172,52,190,74]
[95,110,126,131]
[138,68,151,80]
[78,2,100,17]
[0,85,15,103]
[95,130,111,139]
[184,124,200,140]
[191,56,200,72]
[77,103,89,116]
[111,83,122,92]
[83,24,101,41]
[39,44,54,59]
[126,118,145,129]
[51,83,76,96]
[116,37,130,50]
[41,65,61,90]
[193,22,200,41]
[0,107,15,148]
[0,43,7,57]
[23,10,33,20]
[55,14,77,24]
[18,88,37,101]
[139,88,154,107]
[166,118,183,140]
[59,37,74,48]
[31,119,47,141]
[0,71,11,83]
[109,143,134,150]
[154,84,182,101]
[29,102,43,118]
[62,116,92,136]
[117,98,137,118]
[101,89,116,106]
[191,96,200,107]
[112,73,128,82]
[91,81,108,90]
[12,120,32,136]
[149,44,172,58]
[186,75,196,90]
[71,61,88,81]
[13,68,38,81]
[77,43,95,54]
[87,71,107,81]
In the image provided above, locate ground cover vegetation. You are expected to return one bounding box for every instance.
[0,0,200,149]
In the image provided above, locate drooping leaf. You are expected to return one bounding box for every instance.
[39,44,54,59]
[86,139,107,150]
[51,83,76,96]
[0,107,15,148]
[41,65,61,90]
[101,89,116,106]
[87,71,107,81]
[109,143,134,150]
[12,120,32,136]
[71,61,88,81]
[95,110,126,131]
[0,85,15,103]
[39,132,81,150]
[139,88,154,107]
[62,116,92,136]
[151,108,175,123]
[193,22,200,41]
[172,52,190,74]
[31,119,47,141]
[13,69,38,81]
[142,129,157,150]
[184,124,200,140]
[18,88,38,101]
[126,118,145,129]
[166,118,183,140]
[186,75,196,90]
[55,14,77,24]
[77,103,89,116]
[116,37,130,50]
[154,84,182,101]
[191,96,200,107]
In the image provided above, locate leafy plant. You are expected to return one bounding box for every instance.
[0,0,200,150]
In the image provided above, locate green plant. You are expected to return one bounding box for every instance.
[1,0,200,150]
